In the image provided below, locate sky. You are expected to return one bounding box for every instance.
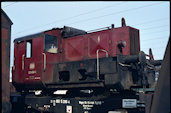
[1,1,170,81]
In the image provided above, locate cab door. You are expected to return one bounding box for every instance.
[24,37,43,83]
[13,41,26,83]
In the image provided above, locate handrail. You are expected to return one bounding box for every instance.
[42,53,46,71]
[96,49,108,80]
[87,24,114,33]
[22,54,25,70]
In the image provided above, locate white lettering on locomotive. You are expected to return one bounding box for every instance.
[28,70,37,74]
[79,100,104,110]
[50,99,70,106]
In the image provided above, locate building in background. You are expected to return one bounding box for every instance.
[1,9,13,113]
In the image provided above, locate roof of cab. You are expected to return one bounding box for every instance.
[14,27,61,42]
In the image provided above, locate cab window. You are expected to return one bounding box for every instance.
[26,40,32,58]
[44,34,58,53]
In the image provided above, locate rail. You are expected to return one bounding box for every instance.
[87,24,114,33]
[96,49,108,80]
[42,53,46,71]
[22,54,25,70]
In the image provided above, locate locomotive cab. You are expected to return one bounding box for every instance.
[12,29,62,91]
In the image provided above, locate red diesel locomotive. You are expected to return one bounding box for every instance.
[12,18,158,94]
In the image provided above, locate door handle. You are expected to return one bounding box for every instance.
[42,53,46,71]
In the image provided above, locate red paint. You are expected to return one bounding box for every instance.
[13,26,140,85]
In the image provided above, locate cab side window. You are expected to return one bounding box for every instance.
[44,34,58,53]
[26,40,32,58]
